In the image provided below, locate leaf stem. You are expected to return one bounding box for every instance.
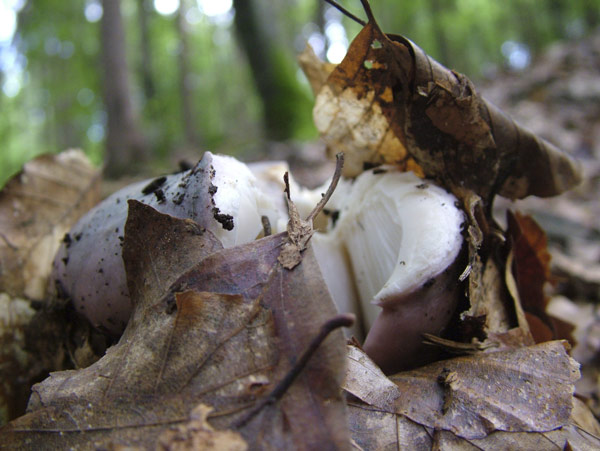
[359,0,377,24]
[323,0,366,26]
[233,312,355,428]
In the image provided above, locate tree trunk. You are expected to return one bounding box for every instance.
[176,0,200,150]
[582,0,599,30]
[232,0,304,140]
[101,0,147,177]
[428,0,451,66]
[137,0,155,100]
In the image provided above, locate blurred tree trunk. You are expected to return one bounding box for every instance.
[101,0,147,177]
[583,0,599,29]
[516,2,544,54]
[137,0,155,100]
[176,0,200,150]
[315,0,326,35]
[232,0,306,140]
[428,0,451,65]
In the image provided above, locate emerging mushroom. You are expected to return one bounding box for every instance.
[52,152,284,336]
[53,153,465,374]
[312,168,466,373]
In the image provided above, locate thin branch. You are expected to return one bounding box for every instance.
[306,152,344,223]
[324,0,366,26]
[358,0,377,23]
[283,172,291,200]
[233,313,355,428]
[261,215,272,237]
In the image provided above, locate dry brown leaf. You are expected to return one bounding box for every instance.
[0,149,100,300]
[507,211,576,345]
[312,0,581,201]
[157,404,247,451]
[297,44,337,96]
[0,294,36,425]
[0,201,349,448]
[463,256,512,336]
[0,150,101,426]
[345,342,600,449]
[348,404,600,451]
[312,20,422,178]
[344,342,580,440]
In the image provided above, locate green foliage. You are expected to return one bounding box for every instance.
[0,0,598,187]
[367,0,598,77]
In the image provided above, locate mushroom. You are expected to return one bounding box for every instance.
[312,168,466,373]
[53,153,465,374]
[52,152,284,336]
[248,163,467,371]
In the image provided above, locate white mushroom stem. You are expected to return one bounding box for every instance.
[311,231,364,338]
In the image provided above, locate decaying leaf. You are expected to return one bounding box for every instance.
[0,294,36,425]
[347,404,600,450]
[297,44,337,96]
[344,344,600,450]
[311,0,581,201]
[157,404,247,451]
[0,149,101,300]
[311,19,423,179]
[461,255,512,337]
[0,200,349,448]
[0,150,101,427]
[507,211,576,345]
[344,342,580,440]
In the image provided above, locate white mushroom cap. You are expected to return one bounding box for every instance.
[209,154,280,247]
[331,169,465,330]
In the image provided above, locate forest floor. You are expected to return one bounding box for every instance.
[481,29,600,417]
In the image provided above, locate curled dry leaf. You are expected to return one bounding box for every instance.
[344,342,581,441]
[297,44,336,96]
[0,201,349,449]
[311,0,581,201]
[507,211,576,345]
[311,25,424,179]
[0,149,100,300]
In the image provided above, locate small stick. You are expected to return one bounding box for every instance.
[261,215,272,237]
[306,153,344,223]
[358,0,377,23]
[324,0,366,26]
[233,313,355,428]
[283,172,291,200]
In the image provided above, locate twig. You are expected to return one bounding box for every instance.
[233,313,355,428]
[358,0,376,23]
[261,215,272,237]
[324,0,366,26]
[283,172,291,200]
[306,153,344,223]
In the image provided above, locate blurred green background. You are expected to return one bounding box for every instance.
[0,0,598,185]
